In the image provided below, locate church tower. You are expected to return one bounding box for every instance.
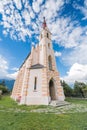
[11,18,65,105]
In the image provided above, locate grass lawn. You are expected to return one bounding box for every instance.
[0,96,87,130]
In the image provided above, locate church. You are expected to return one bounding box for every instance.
[11,18,65,105]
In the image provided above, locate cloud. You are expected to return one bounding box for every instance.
[73,0,87,20]
[55,51,62,57]
[0,0,32,41]
[41,0,64,20]
[63,63,87,83]
[32,0,43,13]
[62,40,87,66]
[0,55,18,79]
[13,0,22,10]
[0,0,65,43]
[49,17,87,49]
[7,71,18,79]
[1,0,86,50]
[0,55,8,79]
[32,42,36,46]
[22,9,31,25]
[0,0,87,50]
[11,67,19,71]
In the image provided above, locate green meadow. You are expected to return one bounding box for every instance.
[0,96,87,130]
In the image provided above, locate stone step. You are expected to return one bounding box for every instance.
[49,100,70,107]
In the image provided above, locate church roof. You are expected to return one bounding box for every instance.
[30,64,44,69]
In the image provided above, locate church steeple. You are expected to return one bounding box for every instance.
[39,17,51,42]
[42,17,47,29]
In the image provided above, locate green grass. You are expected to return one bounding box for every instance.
[66,97,87,104]
[0,96,87,130]
[0,96,48,111]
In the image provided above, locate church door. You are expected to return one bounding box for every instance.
[49,79,56,100]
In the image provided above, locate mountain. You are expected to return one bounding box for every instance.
[0,79,15,90]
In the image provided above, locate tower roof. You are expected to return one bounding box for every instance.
[42,17,47,29]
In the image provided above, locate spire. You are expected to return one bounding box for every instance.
[42,17,47,29]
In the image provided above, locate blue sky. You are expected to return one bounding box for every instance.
[0,0,87,84]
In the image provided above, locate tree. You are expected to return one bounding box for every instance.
[82,88,87,98]
[0,90,2,100]
[61,80,87,98]
[73,81,86,97]
[1,80,6,86]
[0,80,9,94]
[61,80,73,97]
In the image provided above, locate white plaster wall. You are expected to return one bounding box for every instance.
[39,27,51,41]
[32,49,38,65]
[26,69,49,105]
[39,37,52,66]
[28,69,42,95]
[39,45,44,65]
[26,96,49,105]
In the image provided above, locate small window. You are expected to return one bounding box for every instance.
[34,77,37,90]
[41,34,43,39]
[48,43,50,48]
[47,33,49,38]
[48,56,52,70]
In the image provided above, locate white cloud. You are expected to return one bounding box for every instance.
[73,0,87,20]
[0,55,18,79]
[11,67,19,71]
[14,0,22,10]
[0,0,33,41]
[63,63,87,83]
[0,55,8,79]
[32,42,35,46]
[30,9,35,19]
[32,0,44,13]
[62,40,87,66]
[32,0,41,13]
[55,51,62,57]
[48,17,87,48]
[0,0,65,42]
[22,9,31,25]
[7,71,18,79]
[38,0,64,23]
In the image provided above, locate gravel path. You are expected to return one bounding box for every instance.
[0,103,87,114]
[31,103,87,114]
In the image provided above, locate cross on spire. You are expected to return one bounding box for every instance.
[42,17,47,29]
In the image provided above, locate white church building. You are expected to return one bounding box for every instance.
[11,18,65,105]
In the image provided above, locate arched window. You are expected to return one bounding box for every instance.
[47,33,49,38]
[48,56,52,70]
